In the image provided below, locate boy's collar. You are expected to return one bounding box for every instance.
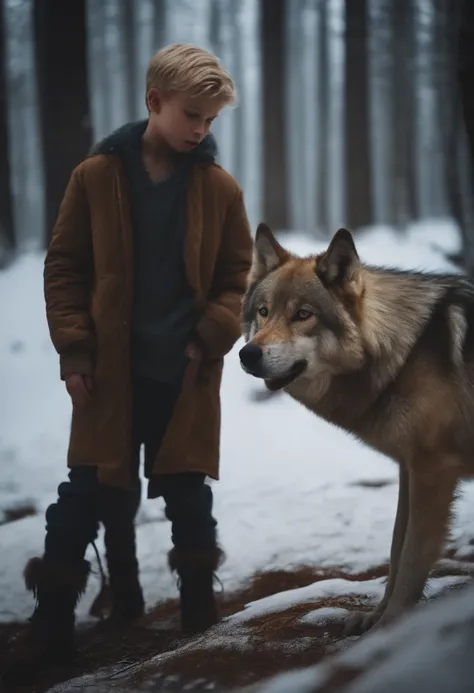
[89,120,218,163]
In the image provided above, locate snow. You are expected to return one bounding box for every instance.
[237,583,474,693]
[1,219,474,625]
[242,668,328,693]
[229,577,385,624]
[228,574,467,625]
[300,606,350,626]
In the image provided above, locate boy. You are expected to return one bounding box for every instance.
[5,43,253,679]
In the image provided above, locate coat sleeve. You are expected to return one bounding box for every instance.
[43,166,96,379]
[195,187,253,359]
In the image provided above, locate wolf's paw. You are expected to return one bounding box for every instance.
[343,608,383,637]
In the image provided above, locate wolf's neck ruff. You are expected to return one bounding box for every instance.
[355,268,445,383]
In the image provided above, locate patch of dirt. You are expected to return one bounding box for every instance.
[221,562,390,613]
[136,594,373,691]
[0,610,183,693]
[0,564,386,693]
[349,479,395,489]
[0,560,471,693]
[0,502,37,526]
[151,639,337,691]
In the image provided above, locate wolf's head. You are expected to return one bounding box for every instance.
[240,224,367,391]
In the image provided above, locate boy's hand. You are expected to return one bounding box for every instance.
[65,373,93,407]
[186,341,203,362]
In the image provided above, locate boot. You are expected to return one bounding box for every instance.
[2,557,89,684]
[168,546,224,636]
[89,569,145,625]
[90,482,145,625]
[108,570,145,624]
[89,527,144,625]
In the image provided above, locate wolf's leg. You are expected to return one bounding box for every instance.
[376,465,457,624]
[344,464,409,636]
[346,463,457,637]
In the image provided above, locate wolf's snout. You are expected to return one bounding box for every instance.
[239,343,263,371]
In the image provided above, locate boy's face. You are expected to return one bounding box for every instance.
[147,89,222,153]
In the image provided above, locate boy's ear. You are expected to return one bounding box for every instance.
[316,228,362,295]
[146,88,161,114]
[248,223,290,284]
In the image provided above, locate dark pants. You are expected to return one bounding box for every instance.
[44,376,217,563]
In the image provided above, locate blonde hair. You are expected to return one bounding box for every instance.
[146,43,236,105]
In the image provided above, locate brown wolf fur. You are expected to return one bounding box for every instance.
[240,223,474,635]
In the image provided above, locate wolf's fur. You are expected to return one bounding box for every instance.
[240,223,474,635]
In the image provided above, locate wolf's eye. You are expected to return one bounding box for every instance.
[258,306,268,318]
[293,309,313,321]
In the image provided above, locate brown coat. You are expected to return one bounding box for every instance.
[44,146,253,491]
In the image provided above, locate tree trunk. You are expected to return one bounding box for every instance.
[457,0,474,272]
[392,0,416,228]
[262,0,288,230]
[0,0,13,263]
[2,0,46,252]
[345,0,372,230]
[325,0,347,233]
[34,0,91,242]
[366,0,395,226]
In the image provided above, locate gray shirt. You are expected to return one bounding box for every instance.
[121,126,197,383]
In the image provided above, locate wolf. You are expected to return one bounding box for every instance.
[239,223,474,635]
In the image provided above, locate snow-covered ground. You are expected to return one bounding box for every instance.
[236,581,474,693]
[1,218,474,625]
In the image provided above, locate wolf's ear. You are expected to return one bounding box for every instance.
[248,222,290,284]
[316,228,361,293]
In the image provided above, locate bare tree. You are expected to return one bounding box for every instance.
[392,0,416,228]
[345,0,372,230]
[455,0,474,273]
[0,0,13,265]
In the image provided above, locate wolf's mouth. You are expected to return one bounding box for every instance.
[264,360,307,391]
